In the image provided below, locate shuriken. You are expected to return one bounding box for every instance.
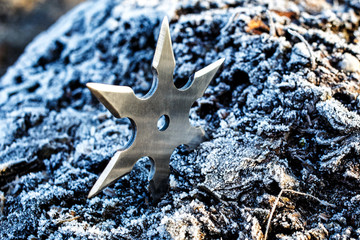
[86,17,224,201]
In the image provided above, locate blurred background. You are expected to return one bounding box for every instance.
[0,0,84,76]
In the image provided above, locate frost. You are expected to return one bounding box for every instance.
[316,99,360,133]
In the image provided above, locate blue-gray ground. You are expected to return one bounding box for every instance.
[1,0,360,239]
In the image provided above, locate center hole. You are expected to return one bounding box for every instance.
[157,114,170,131]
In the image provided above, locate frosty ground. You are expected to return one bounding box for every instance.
[1,0,360,239]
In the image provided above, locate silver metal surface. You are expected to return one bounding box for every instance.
[87,16,224,201]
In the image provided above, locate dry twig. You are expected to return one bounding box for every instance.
[221,11,240,33]
[288,29,316,70]
[264,189,336,240]
[56,216,80,225]
[0,191,5,215]
[266,10,276,37]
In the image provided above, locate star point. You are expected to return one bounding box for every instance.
[152,16,176,77]
[86,82,138,118]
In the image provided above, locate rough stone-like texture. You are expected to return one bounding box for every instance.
[1,0,360,239]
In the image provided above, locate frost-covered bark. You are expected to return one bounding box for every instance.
[1,0,360,239]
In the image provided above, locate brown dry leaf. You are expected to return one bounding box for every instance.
[268,195,289,208]
[245,18,269,35]
[271,10,298,19]
[11,0,44,12]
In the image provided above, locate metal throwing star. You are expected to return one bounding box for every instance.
[86,16,224,201]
